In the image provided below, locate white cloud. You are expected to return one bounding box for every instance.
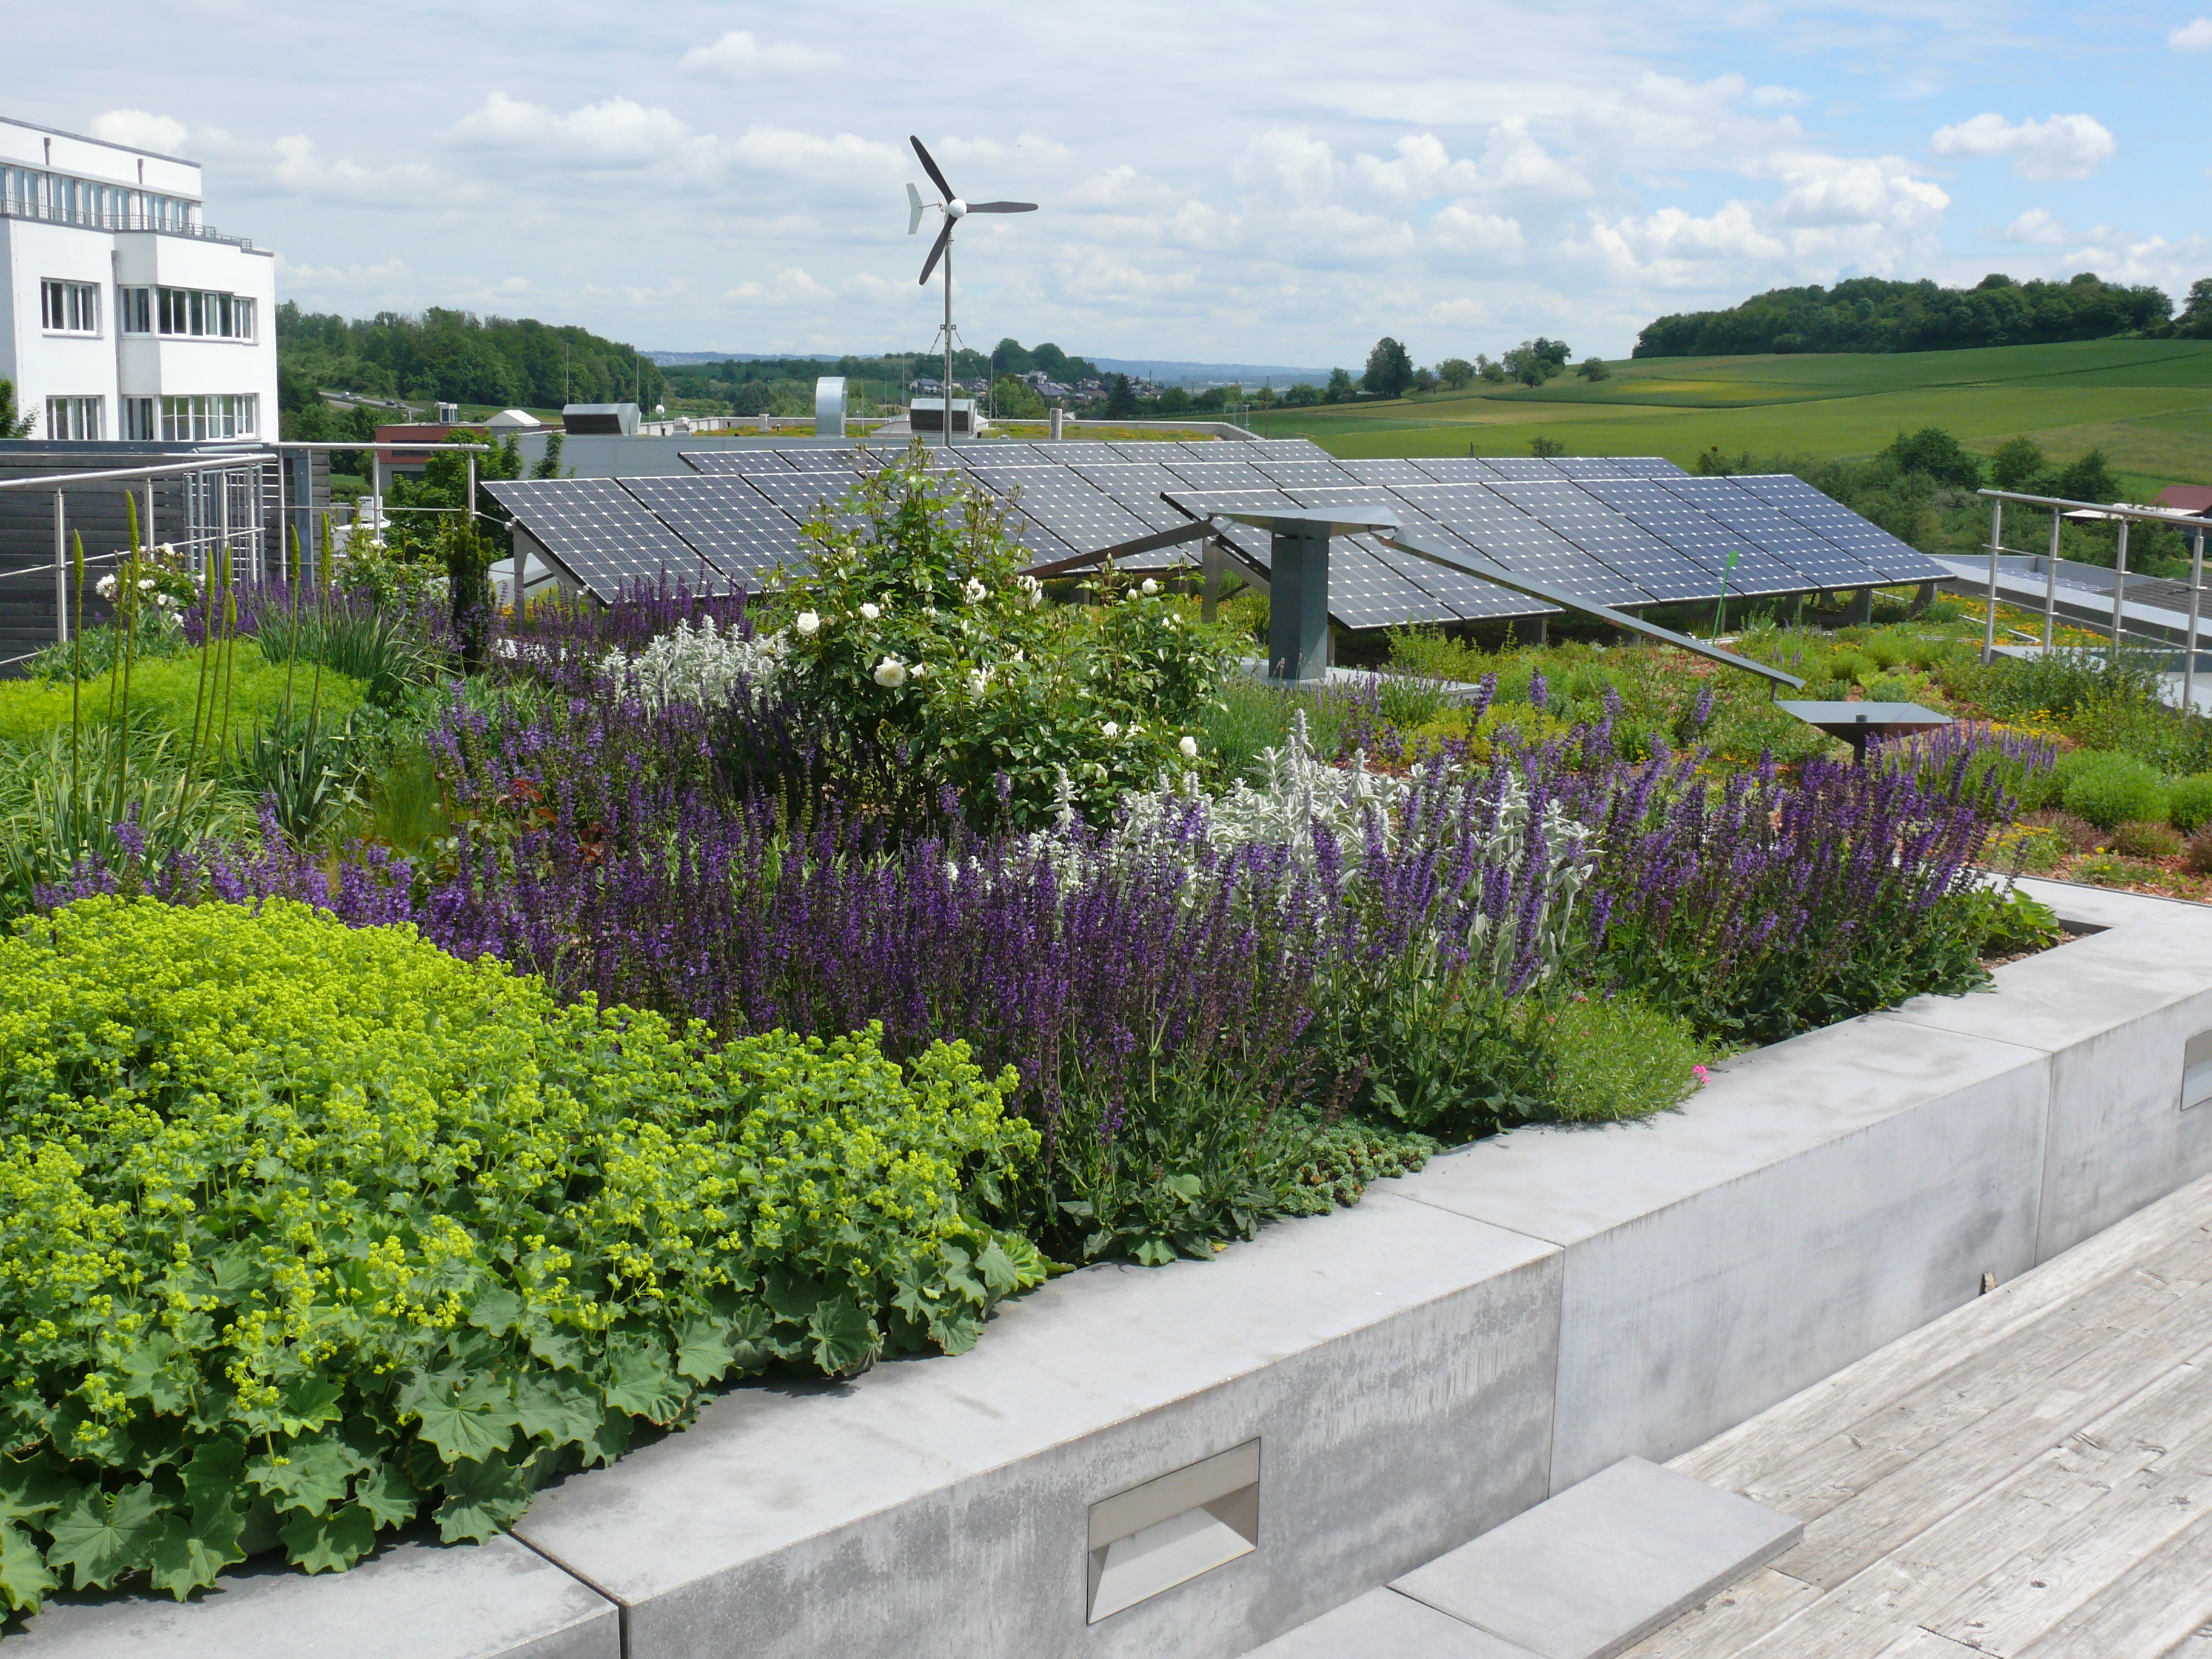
[1234,129,1338,206]
[2002,207,2068,245]
[451,92,696,167]
[1430,204,1525,256]
[274,253,412,290]
[679,30,842,79]
[1929,113,2116,182]
[1764,153,1948,230]
[87,109,189,156]
[2170,17,2212,49]
[269,136,442,203]
[726,124,905,179]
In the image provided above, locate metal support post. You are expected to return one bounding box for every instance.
[2188,528,2205,716]
[2111,520,2129,661]
[466,455,477,526]
[2042,511,2061,648]
[218,466,231,584]
[1201,538,1224,626]
[1266,527,1331,682]
[1981,499,2002,663]
[53,491,65,645]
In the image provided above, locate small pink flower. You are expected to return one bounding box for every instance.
[1692,1064,1710,1087]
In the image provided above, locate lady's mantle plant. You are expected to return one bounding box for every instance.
[0,897,1039,1612]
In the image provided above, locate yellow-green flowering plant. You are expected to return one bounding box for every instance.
[0,897,1040,1610]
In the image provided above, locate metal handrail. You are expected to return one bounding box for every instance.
[0,196,251,249]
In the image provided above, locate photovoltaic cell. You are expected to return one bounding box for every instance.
[1487,479,1719,603]
[1407,457,1503,483]
[1159,458,1285,494]
[616,476,802,587]
[680,449,794,474]
[481,478,705,602]
[1574,478,1807,596]
[1336,458,1434,488]
[1731,474,1948,583]
[1657,477,1888,590]
[974,464,1156,553]
[1385,484,1655,607]
[776,447,863,473]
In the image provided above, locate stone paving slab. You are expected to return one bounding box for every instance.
[1244,1587,1545,1657]
[1391,1458,1801,1659]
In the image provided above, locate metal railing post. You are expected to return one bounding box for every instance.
[2111,520,2129,663]
[1982,498,2002,662]
[53,490,65,645]
[2189,528,2206,716]
[2042,511,2060,648]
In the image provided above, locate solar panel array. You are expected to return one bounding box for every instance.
[484,440,1946,625]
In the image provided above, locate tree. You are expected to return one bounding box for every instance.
[1436,357,1475,390]
[2049,449,2118,504]
[0,378,35,438]
[1103,374,1140,418]
[992,375,1045,418]
[2177,278,2212,340]
[1577,356,1610,381]
[1882,426,1982,489]
[1989,436,2046,492]
[1323,367,1355,404]
[1362,337,1415,399]
[1412,367,1438,394]
[1477,354,1507,384]
[1155,386,1193,414]
[1529,435,1565,458]
[1281,383,1322,407]
[1502,337,1570,386]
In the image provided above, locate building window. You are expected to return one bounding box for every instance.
[155,286,255,341]
[118,286,152,333]
[44,397,104,441]
[121,398,156,441]
[41,279,100,335]
[159,394,258,441]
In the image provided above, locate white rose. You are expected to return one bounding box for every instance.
[1179,735,1199,759]
[1141,578,1160,595]
[1018,574,1044,608]
[859,602,882,622]
[95,575,118,599]
[911,662,927,678]
[1101,721,1121,739]
[795,611,821,637]
[968,669,990,694]
[156,592,175,609]
[873,657,908,688]
[963,577,988,605]
[158,543,176,558]
[138,577,156,592]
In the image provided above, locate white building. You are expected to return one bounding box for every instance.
[0,116,276,444]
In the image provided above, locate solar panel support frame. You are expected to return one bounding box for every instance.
[1381,528,1806,695]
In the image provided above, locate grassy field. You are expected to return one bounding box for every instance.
[1253,340,2212,494]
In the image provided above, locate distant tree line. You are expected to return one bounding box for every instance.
[276,302,666,412]
[1634,273,2177,358]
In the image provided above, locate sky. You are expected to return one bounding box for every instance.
[22,2,2212,369]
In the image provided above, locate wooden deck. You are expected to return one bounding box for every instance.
[1627,1171,2212,1658]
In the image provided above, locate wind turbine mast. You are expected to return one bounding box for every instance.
[907,135,1036,449]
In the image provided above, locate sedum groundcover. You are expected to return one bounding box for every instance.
[0,897,1039,1610]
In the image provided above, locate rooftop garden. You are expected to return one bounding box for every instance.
[0,449,2109,1617]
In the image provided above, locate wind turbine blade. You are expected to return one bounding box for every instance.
[906,181,925,235]
[965,201,1038,213]
[918,217,953,286]
[910,135,955,202]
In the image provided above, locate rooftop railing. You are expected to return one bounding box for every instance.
[0,195,252,250]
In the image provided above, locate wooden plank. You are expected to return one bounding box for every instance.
[1678,1175,2212,1496]
[1617,1567,1821,1658]
[2011,1505,2212,1657]
[1778,1304,2212,1589]
[1924,1378,2212,1653]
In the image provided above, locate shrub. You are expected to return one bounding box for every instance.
[2169,774,2212,835]
[2113,819,2183,859]
[0,897,1040,1610]
[2060,751,2169,829]
[1536,994,1703,1122]
[2021,809,2107,853]
[2187,825,2212,875]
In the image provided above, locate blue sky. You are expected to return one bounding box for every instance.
[24,1,2212,368]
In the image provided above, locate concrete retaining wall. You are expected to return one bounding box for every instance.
[24,878,2212,1658]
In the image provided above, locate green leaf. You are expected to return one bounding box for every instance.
[397,1367,519,1466]
[0,1518,58,1614]
[269,1376,347,1438]
[44,1481,165,1590]
[762,1268,823,1325]
[279,1503,376,1574]
[0,1453,72,1526]
[525,1328,585,1373]
[672,1315,735,1384]
[466,1287,525,1337]
[246,1435,368,1517]
[432,1453,531,1544]
[178,1434,246,1515]
[146,1498,247,1599]
[512,1372,604,1451]
[599,1336,685,1426]
[115,1333,196,1416]
[975,1239,1020,1299]
[1164,1172,1205,1202]
[352,1459,420,1532]
[808,1298,879,1377]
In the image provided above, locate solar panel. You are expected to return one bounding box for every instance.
[1159,458,1283,493]
[1249,457,1366,492]
[1575,478,1808,597]
[775,447,862,473]
[1019,440,1122,465]
[482,478,706,602]
[680,449,794,474]
[1487,480,1720,603]
[1407,457,1503,483]
[975,465,1156,554]
[1065,460,1195,534]
[1386,484,1655,608]
[1612,456,1689,478]
[1105,440,1193,460]
[1551,457,1635,480]
[1731,475,1948,583]
[617,476,803,588]
[742,469,861,521]
[1658,477,1888,590]
[1480,456,1572,480]
[1336,458,1433,488]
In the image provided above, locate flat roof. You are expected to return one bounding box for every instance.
[0,113,199,169]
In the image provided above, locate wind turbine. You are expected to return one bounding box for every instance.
[907,135,1035,447]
